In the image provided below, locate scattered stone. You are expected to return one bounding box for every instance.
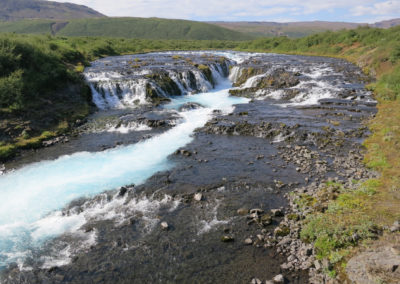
[390,220,400,232]
[160,222,169,230]
[274,225,290,237]
[118,186,128,197]
[221,235,234,242]
[260,214,272,226]
[347,245,400,284]
[270,208,283,217]
[250,208,264,214]
[244,238,253,245]
[194,193,203,201]
[391,245,400,255]
[237,208,249,215]
[272,274,284,283]
[251,278,262,284]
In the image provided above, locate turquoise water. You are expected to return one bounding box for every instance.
[0,78,247,268]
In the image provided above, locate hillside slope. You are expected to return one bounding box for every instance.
[0,17,253,40]
[0,0,105,21]
[210,19,400,38]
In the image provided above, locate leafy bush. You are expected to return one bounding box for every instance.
[0,70,23,107]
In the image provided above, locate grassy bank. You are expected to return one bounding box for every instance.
[0,34,242,161]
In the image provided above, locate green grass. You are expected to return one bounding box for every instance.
[299,182,379,277]
[0,19,54,34]
[211,22,361,38]
[0,17,253,41]
[0,144,16,160]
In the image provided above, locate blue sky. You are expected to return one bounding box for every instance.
[52,0,400,23]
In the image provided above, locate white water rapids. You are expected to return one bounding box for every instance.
[0,62,248,270]
[0,51,372,271]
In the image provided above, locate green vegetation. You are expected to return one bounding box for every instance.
[0,17,253,41]
[210,21,362,38]
[0,19,56,34]
[58,18,253,40]
[297,181,381,277]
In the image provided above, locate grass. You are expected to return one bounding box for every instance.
[211,21,361,38]
[0,144,16,160]
[0,17,253,41]
[298,182,380,277]
[0,19,55,34]
[15,130,56,149]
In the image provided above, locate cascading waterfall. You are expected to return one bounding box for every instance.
[85,56,232,110]
[0,52,250,270]
[0,51,371,273]
[228,66,243,82]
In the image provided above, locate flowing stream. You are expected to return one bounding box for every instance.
[0,56,248,269]
[0,51,375,278]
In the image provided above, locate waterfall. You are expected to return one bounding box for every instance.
[228,66,242,82]
[85,56,230,110]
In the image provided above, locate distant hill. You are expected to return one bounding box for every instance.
[0,0,105,21]
[372,18,400,28]
[209,19,400,38]
[0,17,253,40]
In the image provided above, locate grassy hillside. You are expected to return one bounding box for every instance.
[0,19,56,34]
[210,21,363,38]
[58,18,253,40]
[0,17,253,40]
[0,0,104,21]
[210,20,400,38]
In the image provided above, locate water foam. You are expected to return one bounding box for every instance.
[0,75,247,269]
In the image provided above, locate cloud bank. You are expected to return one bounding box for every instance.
[52,0,400,22]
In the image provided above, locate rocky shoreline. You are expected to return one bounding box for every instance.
[0,52,386,283]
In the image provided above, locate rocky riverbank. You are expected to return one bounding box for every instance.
[0,51,384,283]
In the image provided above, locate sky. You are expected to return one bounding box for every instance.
[52,0,400,23]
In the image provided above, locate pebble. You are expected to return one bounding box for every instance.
[160,222,169,230]
[391,245,400,255]
[194,193,203,201]
[390,220,400,232]
[237,208,249,215]
[251,278,262,284]
[250,208,264,214]
[270,208,283,217]
[272,274,284,283]
[221,235,234,242]
[244,238,253,245]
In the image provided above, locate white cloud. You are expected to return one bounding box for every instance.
[352,1,400,16]
[49,0,399,22]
